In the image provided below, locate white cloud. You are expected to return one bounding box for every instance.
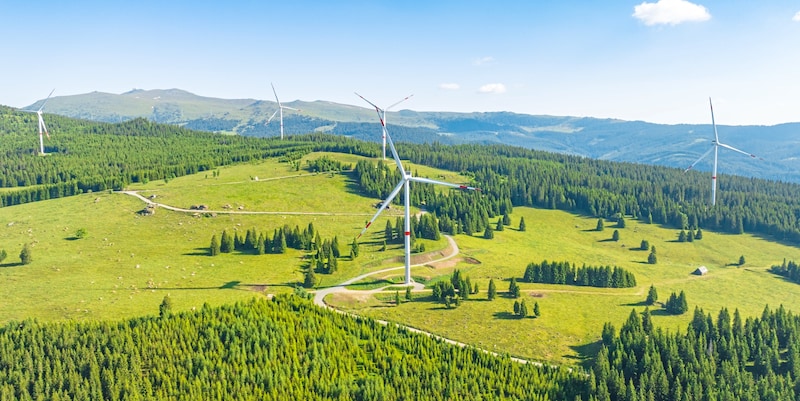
[473,56,495,66]
[478,83,506,94]
[439,83,460,90]
[793,11,800,21]
[632,0,711,26]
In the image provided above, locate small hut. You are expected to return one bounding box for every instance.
[693,266,708,276]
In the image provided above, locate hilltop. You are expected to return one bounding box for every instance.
[20,89,800,183]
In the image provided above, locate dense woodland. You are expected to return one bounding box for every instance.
[522,260,637,289]
[594,305,800,401]
[0,295,587,400]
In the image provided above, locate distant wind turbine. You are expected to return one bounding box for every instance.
[355,92,414,160]
[267,83,300,139]
[25,89,56,156]
[356,94,480,285]
[684,98,761,206]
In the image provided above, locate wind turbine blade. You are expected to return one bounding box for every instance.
[386,94,414,111]
[384,129,407,176]
[281,106,299,111]
[38,88,55,112]
[409,176,481,192]
[41,119,50,138]
[266,110,279,123]
[709,97,719,144]
[717,142,761,159]
[357,179,406,239]
[355,92,386,126]
[271,83,282,108]
[684,146,715,172]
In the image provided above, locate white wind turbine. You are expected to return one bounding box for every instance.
[33,89,55,155]
[684,98,761,206]
[355,92,414,160]
[356,94,480,285]
[267,83,300,139]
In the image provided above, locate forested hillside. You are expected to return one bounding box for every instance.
[594,305,800,400]
[0,295,587,400]
[3,106,800,246]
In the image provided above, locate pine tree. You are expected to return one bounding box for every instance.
[533,301,541,317]
[695,228,703,240]
[0,249,6,263]
[385,220,394,242]
[687,230,695,242]
[209,235,220,256]
[483,226,494,239]
[488,279,497,300]
[738,255,746,266]
[220,230,232,253]
[19,243,32,265]
[518,299,529,318]
[646,285,658,305]
[159,295,172,318]
[502,213,511,226]
[617,216,626,228]
[596,218,605,231]
[678,230,687,242]
[351,238,359,258]
[303,268,317,288]
[332,236,341,258]
[513,300,520,315]
[640,239,650,250]
[612,230,620,241]
[395,291,401,306]
[496,218,504,232]
[519,217,526,232]
[648,251,657,265]
[508,277,520,298]
[405,286,412,301]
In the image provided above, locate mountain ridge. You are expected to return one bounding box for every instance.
[18,88,800,182]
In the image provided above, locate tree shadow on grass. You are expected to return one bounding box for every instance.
[493,311,519,320]
[567,341,602,370]
[0,262,23,268]
[152,281,295,292]
[621,301,650,307]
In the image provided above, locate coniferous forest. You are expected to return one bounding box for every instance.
[0,296,587,400]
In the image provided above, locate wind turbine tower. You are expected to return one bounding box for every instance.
[356,94,480,285]
[267,83,300,139]
[35,89,55,155]
[355,92,414,160]
[684,98,761,206]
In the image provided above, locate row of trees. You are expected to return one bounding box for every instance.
[594,305,800,400]
[209,222,341,257]
[522,260,637,288]
[0,295,589,400]
[770,259,800,284]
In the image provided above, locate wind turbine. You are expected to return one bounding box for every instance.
[267,83,299,139]
[356,94,480,285]
[684,98,761,206]
[34,89,55,155]
[355,92,414,160]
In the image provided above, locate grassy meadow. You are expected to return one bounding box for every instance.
[2,150,800,368]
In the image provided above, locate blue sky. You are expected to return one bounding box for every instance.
[2,0,799,125]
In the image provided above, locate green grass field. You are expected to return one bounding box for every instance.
[327,206,800,366]
[2,151,800,369]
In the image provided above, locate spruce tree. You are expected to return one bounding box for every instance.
[533,301,541,317]
[617,216,626,228]
[509,277,520,298]
[518,299,528,318]
[596,218,605,231]
[739,255,746,266]
[496,218,504,232]
[612,230,620,241]
[646,285,658,305]
[220,230,232,253]
[488,279,497,300]
[519,217,526,232]
[640,239,650,251]
[351,238,359,258]
[483,226,494,239]
[19,243,32,265]
[385,220,394,242]
[395,291,401,306]
[331,236,341,258]
[209,235,220,256]
[502,213,511,226]
[303,268,317,288]
[695,228,703,240]
[159,295,172,318]
[648,251,657,264]
[678,230,687,242]
[0,249,6,263]
[687,230,695,242]
[405,286,412,301]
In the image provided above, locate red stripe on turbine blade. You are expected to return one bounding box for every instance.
[459,185,467,189]
[365,222,372,229]
[712,176,716,179]
[404,231,410,236]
